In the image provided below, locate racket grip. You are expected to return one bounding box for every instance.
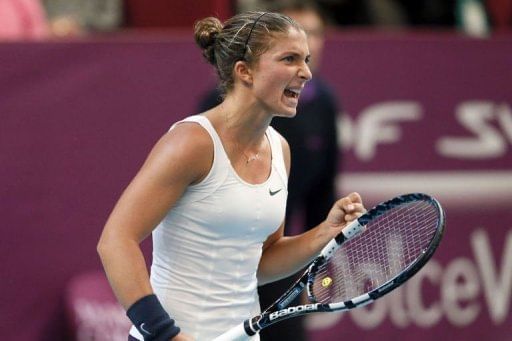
[325,219,364,253]
[320,238,340,259]
[341,219,365,240]
[212,321,250,341]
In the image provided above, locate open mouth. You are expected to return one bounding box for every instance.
[284,88,300,99]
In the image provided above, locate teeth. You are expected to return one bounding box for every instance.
[285,88,300,99]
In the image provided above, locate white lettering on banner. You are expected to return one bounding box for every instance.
[305,229,512,331]
[388,281,410,328]
[338,101,512,161]
[437,102,512,159]
[472,229,512,323]
[497,103,512,142]
[407,261,443,327]
[350,296,387,329]
[441,258,481,326]
[338,101,422,161]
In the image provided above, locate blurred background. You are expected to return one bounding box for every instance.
[1,0,511,340]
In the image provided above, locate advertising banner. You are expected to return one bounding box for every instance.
[0,33,510,340]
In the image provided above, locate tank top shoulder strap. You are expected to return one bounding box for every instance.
[168,115,229,203]
[266,126,288,188]
[170,115,227,159]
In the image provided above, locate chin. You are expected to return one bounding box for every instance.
[274,106,297,118]
[274,110,297,118]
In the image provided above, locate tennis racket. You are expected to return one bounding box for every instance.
[213,192,445,340]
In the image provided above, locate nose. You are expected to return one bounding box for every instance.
[299,62,313,81]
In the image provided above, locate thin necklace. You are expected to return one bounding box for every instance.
[243,151,259,164]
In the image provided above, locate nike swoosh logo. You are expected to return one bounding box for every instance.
[140,323,152,335]
[269,188,282,196]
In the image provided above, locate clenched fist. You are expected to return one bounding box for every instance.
[325,192,366,230]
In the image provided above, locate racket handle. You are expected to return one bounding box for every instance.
[340,219,365,240]
[320,237,340,259]
[212,321,250,341]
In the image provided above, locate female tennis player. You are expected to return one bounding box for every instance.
[97,11,365,341]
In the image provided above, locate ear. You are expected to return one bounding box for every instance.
[233,60,253,85]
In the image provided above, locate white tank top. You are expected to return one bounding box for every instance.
[129,115,288,340]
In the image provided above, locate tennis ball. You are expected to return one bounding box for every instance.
[321,277,332,288]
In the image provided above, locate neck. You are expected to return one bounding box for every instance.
[204,91,272,164]
[214,91,272,147]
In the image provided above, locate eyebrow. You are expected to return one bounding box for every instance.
[278,51,311,59]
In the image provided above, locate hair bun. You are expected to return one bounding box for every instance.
[194,17,222,65]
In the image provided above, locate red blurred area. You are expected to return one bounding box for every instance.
[125,0,234,28]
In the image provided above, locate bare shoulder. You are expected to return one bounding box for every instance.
[144,121,213,186]
[159,121,212,155]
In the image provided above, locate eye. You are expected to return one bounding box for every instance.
[305,55,311,64]
[283,55,295,63]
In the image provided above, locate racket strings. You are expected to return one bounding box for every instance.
[311,200,440,304]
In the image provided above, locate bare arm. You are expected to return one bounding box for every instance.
[97,123,212,310]
[257,135,364,285]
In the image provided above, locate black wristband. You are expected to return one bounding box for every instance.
[127,294,180,341]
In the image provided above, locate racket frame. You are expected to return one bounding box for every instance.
[307,192,445,306]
